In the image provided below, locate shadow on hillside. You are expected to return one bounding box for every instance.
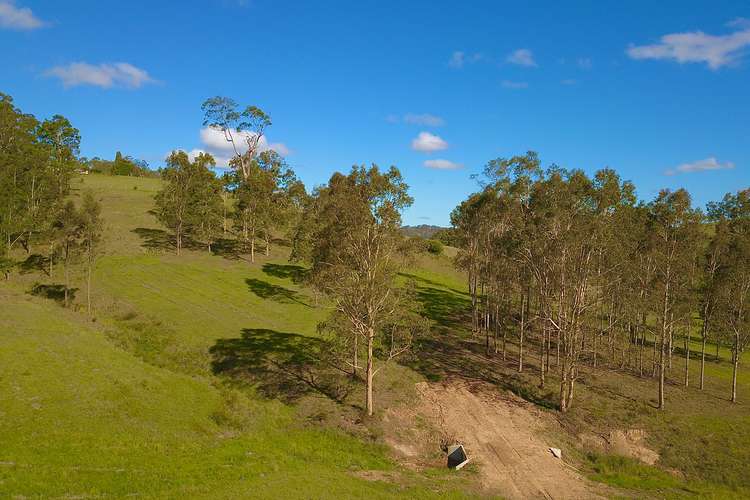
[413,285,472,329]
[262,263,308,283]
[246,278,310,307]
[399,272,470,296]
[18,254,50,276]
[211,237,245,260]
[29,283,78,304]
[132,227,173,251]
[210,328,352,404]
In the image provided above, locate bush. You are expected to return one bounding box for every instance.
[426,239,443,255]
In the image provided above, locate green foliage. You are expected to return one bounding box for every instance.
[0,93,80,261]
[154,151,222,254]
[426,239,443,255]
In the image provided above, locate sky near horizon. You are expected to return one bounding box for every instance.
[2,0,748,226]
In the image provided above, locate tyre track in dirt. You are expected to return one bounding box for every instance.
[412,381,603,499]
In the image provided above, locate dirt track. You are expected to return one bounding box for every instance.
[412,382,602,499]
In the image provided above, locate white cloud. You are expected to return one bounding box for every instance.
[411,131,448,153]
[501,80,528,89]
[46,62,156,89]
[506,48,537,67]
[577,57,592,69]
[0,1,44,30]
[424,159,463,170]
[665,157,735,175]
[184,127,289,168]
[627,23,750,70]
[448,51,465,68]
[403,113,445,127]
[561,79,577,85]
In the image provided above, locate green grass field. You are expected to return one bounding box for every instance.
[2,173,749,498]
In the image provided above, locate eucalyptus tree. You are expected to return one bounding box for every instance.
[155,151,220,255]
[201,97,271,181]
[52,201,83,308]
[710,189,750,402]
[699,214,730,389]
[79,190,103,315]
[293,164,419,415]
[647,189,702,410]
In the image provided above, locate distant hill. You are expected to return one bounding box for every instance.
[401,224,446,239]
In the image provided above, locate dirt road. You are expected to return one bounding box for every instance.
[411,381,602,499]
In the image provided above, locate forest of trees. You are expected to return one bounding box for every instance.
[450,152,749,411]
[0,93,103,305]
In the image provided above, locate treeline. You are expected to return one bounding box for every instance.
[85,151,156,177]
[450,152,749,411]
[0,93,103,311]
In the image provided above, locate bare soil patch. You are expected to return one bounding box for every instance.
[386,380,605,499]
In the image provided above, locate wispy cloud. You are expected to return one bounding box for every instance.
[501,80,528,89]
[424,159,462,170]
[627,22,750,70]
[0,1,44,30]
[665,157,735,175]
[448,50,482,69]
[577,57,592,69]
[403,113,445,127]
[561,79,577,85]
[411,131,448,153]
[506,48,537,67]
[46,62,157,89]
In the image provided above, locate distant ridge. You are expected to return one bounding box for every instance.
[401,224,446,238]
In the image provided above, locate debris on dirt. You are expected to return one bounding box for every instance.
[447,444,470,469]
[549,447,562,459]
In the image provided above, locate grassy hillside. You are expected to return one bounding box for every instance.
[0,175,473,498]
[3,173,749,498]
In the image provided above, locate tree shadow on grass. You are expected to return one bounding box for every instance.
[210,328,353,404]
[29,283,78,305]
[262,263,308,283]
[246,278,310,307]
[18,254,50,276]
[211,237,245,260]
[132,227,173,251]
[413,285,472,329]
[399,272,470,297]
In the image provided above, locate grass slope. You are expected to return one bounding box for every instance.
[0,175,472,498]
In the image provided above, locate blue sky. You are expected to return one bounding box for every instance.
[2,0,748,226]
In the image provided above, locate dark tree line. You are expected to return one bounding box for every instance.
[1,92,103,312]
[451,152,749,410]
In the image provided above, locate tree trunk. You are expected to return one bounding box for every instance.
[732,353,739,403]
[700,335,706,390]
[366,329,374,416]
[518,293,525,373]
[684,319,690,387]
[250,226,256,263]
[352,332,358,378]
[732,335,740,403]
[540,324,546,388]
[265,232,270,257]
[63,250,70,308]
[86,254,92,316]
